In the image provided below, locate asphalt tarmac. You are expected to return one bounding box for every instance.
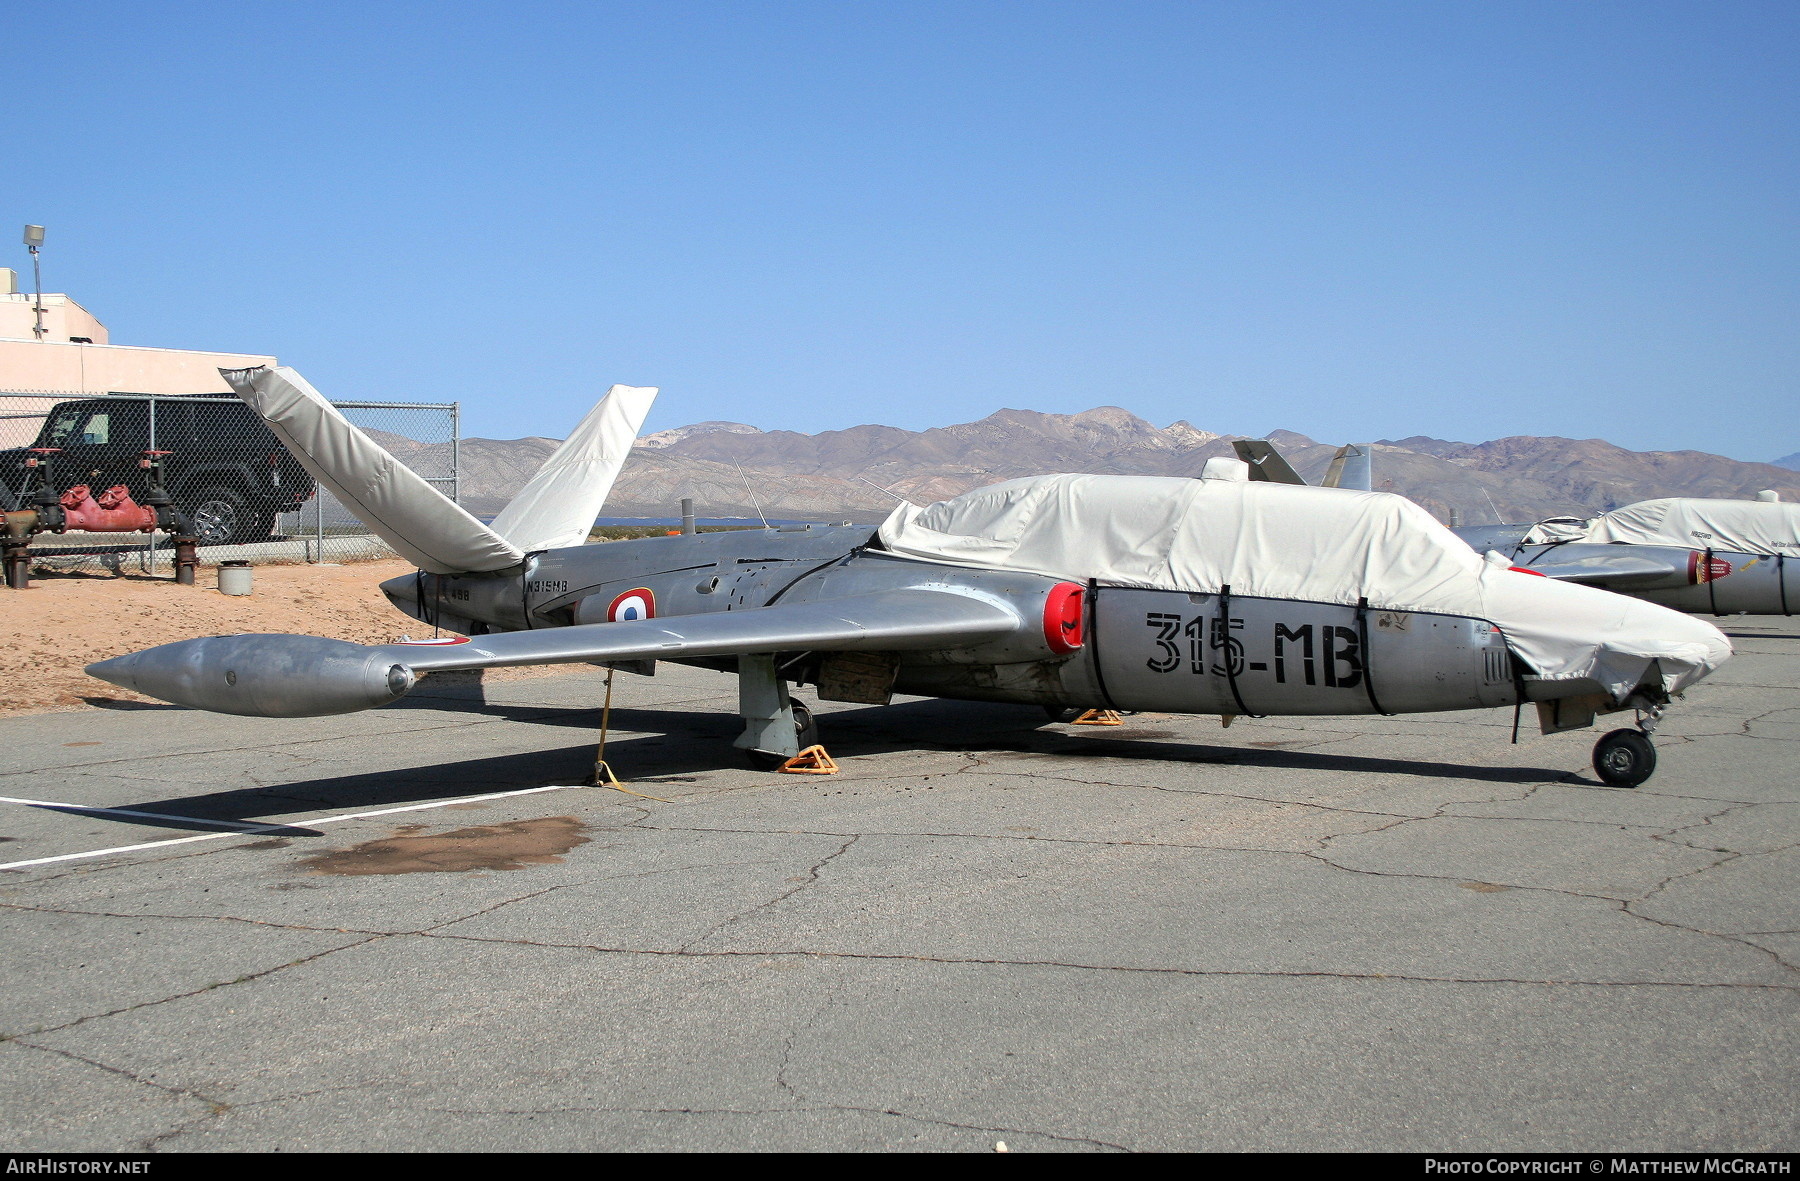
[1,618,1795,1152]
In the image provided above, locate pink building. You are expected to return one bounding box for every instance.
[0,272,275,401]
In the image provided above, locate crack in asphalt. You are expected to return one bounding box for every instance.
[136,1081,390,1152]
[1653,800,1789,853]
[2,935,389,1043]
[396,932,1800,992]
[7,1036,234,1151]
[773,975,850,1102]
[623,806,1777,957]
[0,883,582,1043]
[0,900,397,938]
[9,778,1796,991]
[680,835,861,952]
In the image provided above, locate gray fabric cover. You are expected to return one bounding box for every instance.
[489,384,657,553]
[223,366,525,574]
[878,474,1731,698]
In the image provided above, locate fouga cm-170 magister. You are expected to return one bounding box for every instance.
[89,368,1734,787]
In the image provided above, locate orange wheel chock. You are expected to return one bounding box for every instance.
[779,745,841,774]
[1072,709,1123,726]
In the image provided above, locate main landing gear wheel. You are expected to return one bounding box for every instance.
[745,701,820,771]
[1593,728,1657,788]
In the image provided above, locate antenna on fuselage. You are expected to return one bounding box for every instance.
[857,477,910,503]
[734,462,771,529]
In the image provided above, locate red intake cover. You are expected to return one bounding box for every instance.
[1042,582,1086,654]
[1687,551,1732,584]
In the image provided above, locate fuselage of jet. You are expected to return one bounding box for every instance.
[1454,525,1797,616]
[382,523,1545,721]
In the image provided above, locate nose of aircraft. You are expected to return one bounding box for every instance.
[1629,600,1734,692]
[1483,558,1732,699]
[379,571,419,607]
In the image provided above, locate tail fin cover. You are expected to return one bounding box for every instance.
[1322,444,1373,491]
[221,366,525,574]
[488,385,657,553]
[1231,439,1307,485]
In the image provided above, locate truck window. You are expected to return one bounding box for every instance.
[45,407,88,447]
[43,404,146,449]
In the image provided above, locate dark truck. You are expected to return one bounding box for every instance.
[0,394,316,545]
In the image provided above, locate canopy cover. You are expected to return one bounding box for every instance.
[1521,517,1590,545]
[1578,498,1800,556]
[877,474,1729,698]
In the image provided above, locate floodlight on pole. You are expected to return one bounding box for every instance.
[22,225,45,341]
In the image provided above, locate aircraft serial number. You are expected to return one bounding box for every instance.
[1144,612,1364,688]
[526,580,570,595]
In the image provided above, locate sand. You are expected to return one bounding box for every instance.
[0,559,489,716]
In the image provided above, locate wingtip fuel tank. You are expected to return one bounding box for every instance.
[86,634,417,717]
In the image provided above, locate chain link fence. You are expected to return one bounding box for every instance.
[0,390,457,575]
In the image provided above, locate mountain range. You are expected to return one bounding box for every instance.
[419,407,1800,526]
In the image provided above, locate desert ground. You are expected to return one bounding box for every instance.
[0,560,468,716]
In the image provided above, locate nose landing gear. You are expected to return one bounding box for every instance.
[1593,729,1656,787]
[1592,702,1664,788]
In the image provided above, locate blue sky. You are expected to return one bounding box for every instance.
[11,1,1798,459]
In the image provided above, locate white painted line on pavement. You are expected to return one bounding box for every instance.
[0,784,586,871]
[0,795,307,834]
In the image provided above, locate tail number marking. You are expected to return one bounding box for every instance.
[1142,614,1361,689]
[1146,612,1182,673]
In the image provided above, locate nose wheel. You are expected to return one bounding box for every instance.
[1592,728,1656,787]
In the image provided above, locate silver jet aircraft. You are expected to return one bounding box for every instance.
[1233,437,1796,618]
[89,369,1733,788]
[1454,498,1799,618]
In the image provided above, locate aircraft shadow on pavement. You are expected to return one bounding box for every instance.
[80,696,181,711]
[77,696,1568,834]
[23,803,325,837]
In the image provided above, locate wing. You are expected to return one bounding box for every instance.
[86,589,1022,717]
[383,588,1018,671]
[1511,546,1693,589]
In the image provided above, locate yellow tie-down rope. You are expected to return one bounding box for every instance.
[592,667,670,802]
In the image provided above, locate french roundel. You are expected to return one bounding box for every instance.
[607,588,656,622]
